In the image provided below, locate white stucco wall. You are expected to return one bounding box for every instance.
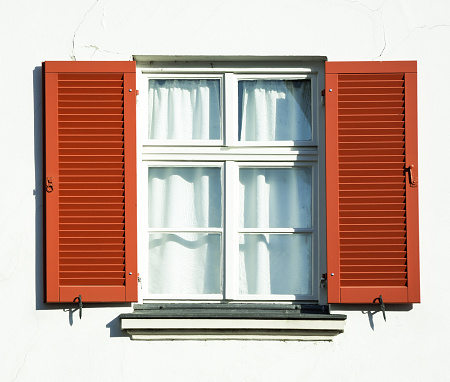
[1,1,449,381]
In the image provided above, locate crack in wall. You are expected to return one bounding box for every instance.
[71,0,100,60]
[413,24,450,31]
[11,334,40,382]
[341,0,387,60]
[82,44,126,59]
[391,23,450,53]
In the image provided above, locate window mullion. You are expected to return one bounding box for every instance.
[224,161,238,300]
[224,73,236,146]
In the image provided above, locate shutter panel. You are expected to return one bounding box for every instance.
[325,61,419,304]
[44,61,137,303]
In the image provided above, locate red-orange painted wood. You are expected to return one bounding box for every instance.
[325,73,340,303]
[326,61,419,304]
[44,61,137,303]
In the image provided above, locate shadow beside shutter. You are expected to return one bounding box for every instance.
[325,61,419,304]
[44,61,137,303]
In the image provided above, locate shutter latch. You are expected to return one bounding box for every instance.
[407,165,418,187]
[46,177,54,193]
[374,295,386,321]
[74,295,83,319]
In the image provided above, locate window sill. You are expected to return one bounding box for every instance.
[120,303,346,341]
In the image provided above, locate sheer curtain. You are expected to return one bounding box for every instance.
[146,78,313,298]
[238,168,313,296]
[148,79,221,140]
[238,79,312,141]
[147,167,222,295]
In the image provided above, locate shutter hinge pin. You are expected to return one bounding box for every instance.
[320,273,327,288]
[321,89,325,105]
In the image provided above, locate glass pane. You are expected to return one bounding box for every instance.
[148,79,221,140]
[238,79,311,141]
[239,167,312,228]
[148,233,222,295]
[239,234,312,295]
[148,167,222,228]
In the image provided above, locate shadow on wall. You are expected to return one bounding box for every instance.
[331,303,413,331]
[33,65,45,311]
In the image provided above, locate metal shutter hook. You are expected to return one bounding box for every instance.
[74,295,83,319]
[374,295,386,321]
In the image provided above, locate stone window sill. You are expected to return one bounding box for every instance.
[120,303,346,341]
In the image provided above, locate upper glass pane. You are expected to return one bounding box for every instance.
[148,167,222,228]
[239,167,312,228]
[148,79,221,140]
[238,79,312,141]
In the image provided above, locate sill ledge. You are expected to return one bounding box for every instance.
[120,303,346,341]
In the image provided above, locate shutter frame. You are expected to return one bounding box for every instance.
[44,61,137,303]
[325,61,420,304]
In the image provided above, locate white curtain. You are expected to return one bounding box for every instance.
[148,79,221,140]
[146,79,313,297]
[239,80,311,141]
[238,168,312,295]
[147,167,222,295]
[239,234,312,295]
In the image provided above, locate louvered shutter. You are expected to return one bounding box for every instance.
[44,61,137,303]
[325,61,419,304]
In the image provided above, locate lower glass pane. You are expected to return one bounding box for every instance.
[239,233,312,296]
[148,233,222,295]
[148,166,222,228]
[239,167,312,229]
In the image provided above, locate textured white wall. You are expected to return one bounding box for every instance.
[1,1,449,381]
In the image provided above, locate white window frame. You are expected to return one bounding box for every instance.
[136,60,326,304]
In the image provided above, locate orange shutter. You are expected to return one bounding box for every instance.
[325,61,419,304]
[44,61,137,303]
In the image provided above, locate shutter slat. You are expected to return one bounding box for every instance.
[60,252,125,258]
[59,122,124,128]
[341,259,407,265]
[60,279,126,286]
[326,61,419,304]
[60,258,125,264]
[45,61,137,303]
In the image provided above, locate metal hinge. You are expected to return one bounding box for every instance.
[320,273,327,288]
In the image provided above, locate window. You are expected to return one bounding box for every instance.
[137,62,323,302]
[43,59,419,307]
